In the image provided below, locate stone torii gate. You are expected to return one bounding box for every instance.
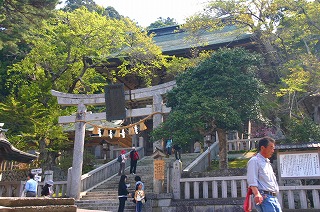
[51,81,175,199]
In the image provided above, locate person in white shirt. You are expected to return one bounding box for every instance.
[118,150,127,176]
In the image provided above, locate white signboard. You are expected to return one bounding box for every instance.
[31,168,42,174]
[34,175,42,182]
[279,151,320,178]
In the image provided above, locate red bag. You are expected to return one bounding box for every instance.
[133,152,139,160]
[243,187,253,212]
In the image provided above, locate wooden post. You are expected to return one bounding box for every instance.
[69,103,86,200]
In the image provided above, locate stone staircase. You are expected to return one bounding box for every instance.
[76,153,200,211]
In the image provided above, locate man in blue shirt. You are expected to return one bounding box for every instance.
[25,173,38,197]
[247,137,282,212]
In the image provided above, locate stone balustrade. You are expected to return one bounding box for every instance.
[227,138,259,151]
[279,185,320,210]
[71,146,144,196]
[177,175,320,210]
[183,141,219,173]
[0,181,67,197]
[180,176,247,199]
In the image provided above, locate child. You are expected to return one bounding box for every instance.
[134,182,145,212]
[41,180,54,197]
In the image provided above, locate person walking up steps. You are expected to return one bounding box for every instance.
[247,137,282,212]
[129,147,139,175]
[118,150,127,176]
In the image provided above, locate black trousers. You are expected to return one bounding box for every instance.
[175,149,181,160]
[130,160,137,174]
[118,197,126,212]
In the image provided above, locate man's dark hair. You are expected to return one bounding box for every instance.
[28,173,34,179]
[134,176,141,182]
[258,137,275,152]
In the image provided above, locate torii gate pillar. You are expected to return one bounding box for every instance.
[69,102,86,199]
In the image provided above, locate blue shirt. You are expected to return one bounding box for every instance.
[25,179,38,193]
[247,153,279,193]
[166,139,172,148]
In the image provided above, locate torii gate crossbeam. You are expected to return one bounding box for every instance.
[51,81,175,199]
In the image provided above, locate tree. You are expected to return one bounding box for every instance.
[63,0,101,13]
[0,0,59,99]
[147,17,178,30]
[1,7,169,169]
[152,48,265,169]
[104,6,122,20]
[183,0,320,140]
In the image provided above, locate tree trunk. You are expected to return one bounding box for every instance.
[217,128,228,169]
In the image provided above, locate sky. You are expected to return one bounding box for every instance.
[94,0,209,27]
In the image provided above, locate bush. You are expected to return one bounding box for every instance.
[287,118,320,143]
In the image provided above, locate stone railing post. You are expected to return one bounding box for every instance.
[66,167,72,197]
[109,146,114,159]
[172,160,181,199]
[44,170,53,182]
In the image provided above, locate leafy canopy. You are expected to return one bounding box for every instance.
[152,48,265,145]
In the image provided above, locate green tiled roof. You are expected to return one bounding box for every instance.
[151,25,253,55]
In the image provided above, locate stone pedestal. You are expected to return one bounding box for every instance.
[172,160,182,199]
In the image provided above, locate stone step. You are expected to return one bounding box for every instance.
[0,205,77,212]
[77,153,200,211]
[0,198,76,212]
[76,200,136,211]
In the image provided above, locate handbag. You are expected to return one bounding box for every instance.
[141,198,145,204]
[243,187,253,212]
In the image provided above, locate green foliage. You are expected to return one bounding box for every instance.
[58,151,97,174]
[151,48,265,145]
[286,118,320,143]
[0,7,170,169]
[0,0,59,99]
[63,0,103,13]
[183,0,320,135]
[147,17,178,30]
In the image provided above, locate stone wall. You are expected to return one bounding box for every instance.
[0,166,68,182]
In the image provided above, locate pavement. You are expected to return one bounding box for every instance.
[77,209,110,212]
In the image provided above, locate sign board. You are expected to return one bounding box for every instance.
[154,160,165,180]
[34,174,41,182]
[278,151,320,179]
[31,168,42,174]
[104,84,126,121]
